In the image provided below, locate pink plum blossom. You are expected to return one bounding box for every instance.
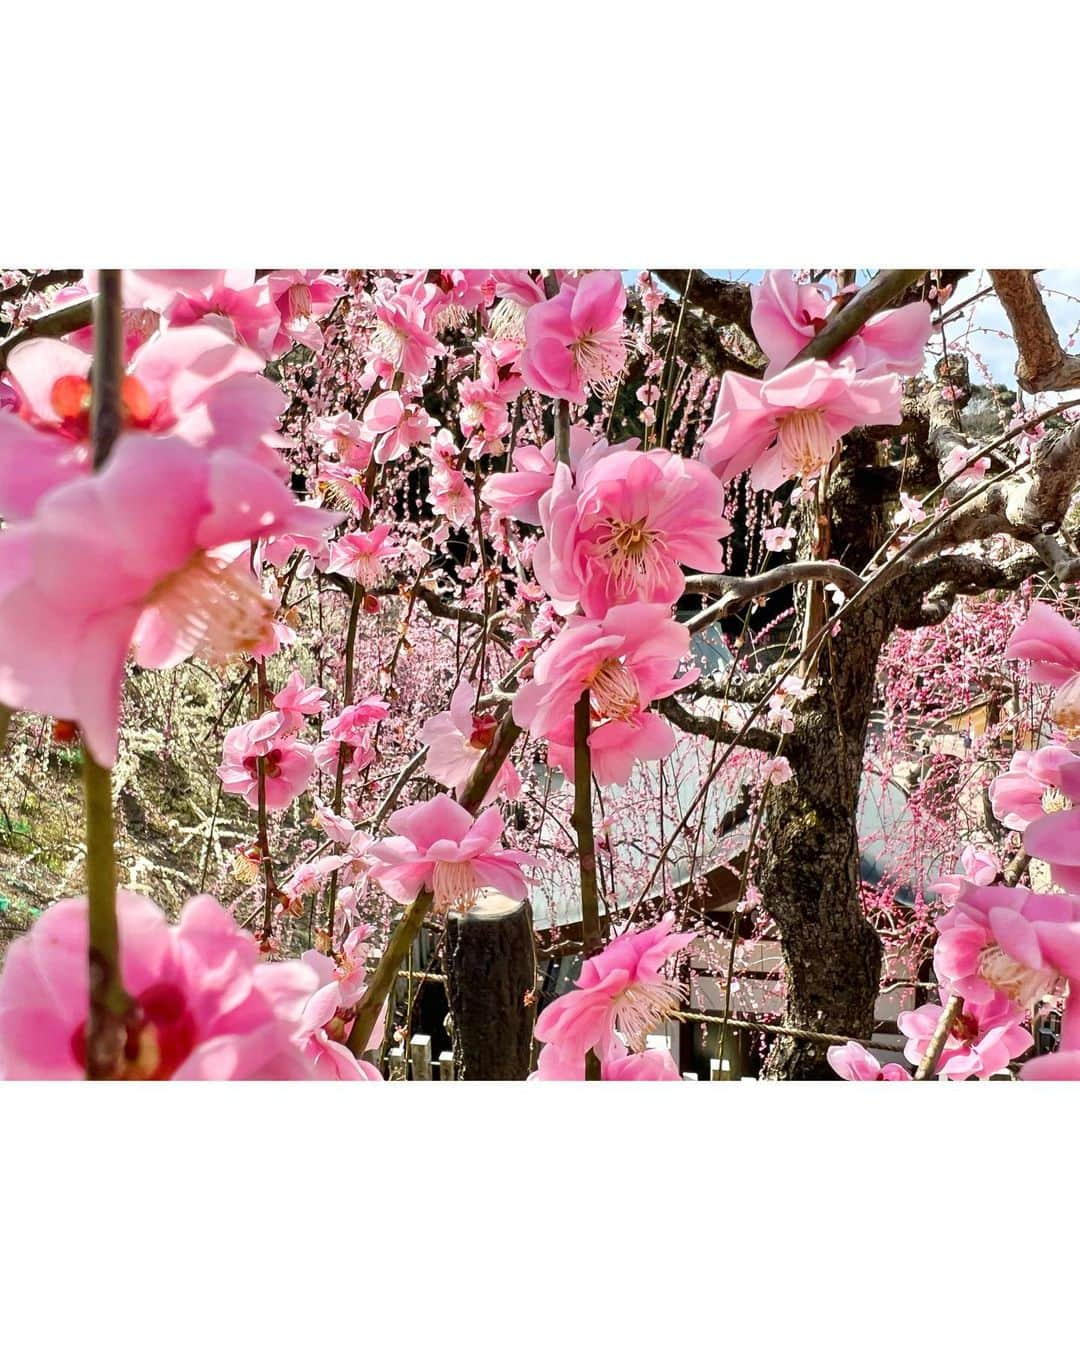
[418,680,522,802]
[989,744,1080,831]
[934,882,1080,1009]
[326,524,400,588]
[0,434,338,766]
[367,793,537,914]
[700,358,902,492]
[750,269,932,377]
[0,325,285,518]
[531,1039,682,1081]
[533,914,693,1062]
[1005,600,1080,734]
[520,271,627,403]
[272,670,329,730]
[897,993,1032,1079]
[0,891,322,1079]
[266,269,342,354]
[826,1042,911,1081]
[369,292,443,380]
[532,447,731,617]
[217,711,315,811]
[512,603,697,786]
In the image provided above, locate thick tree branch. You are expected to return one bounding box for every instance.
[658,695,781,754]
[653,270,755,334]
[791,269,927,366]
[989,269,1080,393]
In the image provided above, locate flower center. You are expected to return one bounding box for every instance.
[612,979,682,1052]
[469,712,498,750]
[490,298,527,341]
[587,658,641,722]
[70,981,196,1080]
[977,943,1060,1007]
[142,552,277,666]
[776,407,836,483]
[371,319,408,368]
[431,860,481,914]
[599,515,665,592]
[569,328,626,397]
[288,282,313,320]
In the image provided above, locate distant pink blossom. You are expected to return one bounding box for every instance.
[700,358,902,492]
[762,756,794,786]
[0,891,321,1079]
[763,525,796,552]
[367,793,537,914]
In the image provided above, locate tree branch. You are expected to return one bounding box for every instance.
[989,269,1080,393]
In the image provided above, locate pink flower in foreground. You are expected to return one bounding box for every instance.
[826,1042,911,1081]
[367,793,537,914]
[0,325,284,519]
[0,434,338,767]
[1005,600,1080,735]
[418,680,522,803]
[533,448,731,617]
[897,993,1032,1080]
[0,891,321,1079]
[512,603,697,786]
[941,444,990,485]
[750,269,932,377]
[218,711,315,811]
[534,914,693,1061]
[989,744,1080,831]
[520,270,627,403]
[165,272,282,359]
[700,358,902,492]
[326,524,400,588]
[323,697,390,746]
[934,882,1080,1009]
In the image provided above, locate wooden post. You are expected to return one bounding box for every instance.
[387,1046,407,1081]
[437,1050,456,1082]
[410,1034,432,1081]
[443,890,536,1080]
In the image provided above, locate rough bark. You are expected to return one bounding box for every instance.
[757,591,891,1079]
[443,892,537,1080]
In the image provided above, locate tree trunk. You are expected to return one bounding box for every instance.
[443,891,537,1080]
[758,459,895,1079]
